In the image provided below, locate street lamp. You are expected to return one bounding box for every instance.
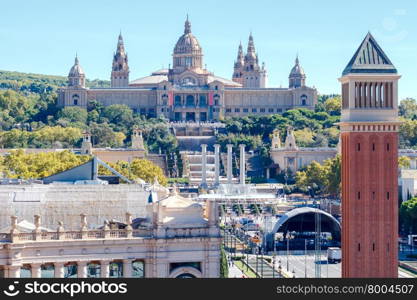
[278,259,282,277]
[286,235,290,272]
[305,239,307,278]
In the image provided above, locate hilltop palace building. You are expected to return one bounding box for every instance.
[58,17,317,121]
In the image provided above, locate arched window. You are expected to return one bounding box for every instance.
[132,260,145,278]
[162,94,168,105]
[72,94,79,106]
[186,95,195,106]
[64,263,77,278]
[214,94,220,106]
[41,264,54,278]
[175,95,182,106]
[199,95,207,106]
[20,265,31,278]
[109,261,123,278]
[87,262,101,278]
[301,95,307,106]
[182,77,195,85]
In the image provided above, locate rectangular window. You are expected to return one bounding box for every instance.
[243,108,248,113]
[357,143,361,151]
[268,108,274,113]
[235,108,240,112]
[252,108,257,113]
[386,192,390,200]
[372,243,375,251]
[357,191,360,200]
[372,191,375,200]
[358,243,361,252]
[260,108,265,113]
[387,143,390,151]
[372,143,375,151]
[277,108,282,113]
[226,108,231,113]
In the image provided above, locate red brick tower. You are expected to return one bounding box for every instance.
[339,33,401,278]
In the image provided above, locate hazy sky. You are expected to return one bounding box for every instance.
[0,0,416,99]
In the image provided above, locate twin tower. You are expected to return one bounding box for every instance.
[340,33,400,278]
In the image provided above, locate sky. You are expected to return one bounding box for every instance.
[0,0,416,100]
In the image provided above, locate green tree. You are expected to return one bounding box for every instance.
[220,246,229,278]
[102,104,134,131]
[56,106,88,124]
[398,156,411,169]
[400,197,417,234]
[0,150,90,179]
[399,98,417,119]
[323,96,342,116]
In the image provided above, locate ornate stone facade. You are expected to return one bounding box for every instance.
[0,188,221,278]
[58,17,317,121]
[269,127,338,175]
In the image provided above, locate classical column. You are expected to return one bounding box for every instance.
[123,259,132,278]
[239,144,246,185]
[101,261,110,278]
[226,144,233,184]
[201,144,207,188]
[31,263,41,278]
[54,262,65,278]
[7,266,20,278]
[214,144,220,186]
[77,261,87,278]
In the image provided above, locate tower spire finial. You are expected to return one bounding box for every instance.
[184,14,191,34]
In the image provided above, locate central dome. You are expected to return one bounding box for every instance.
[174,32,202,55]
[172,16,203,71]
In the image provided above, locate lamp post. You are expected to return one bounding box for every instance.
[305,238,307,278]
[286,235,290,272]
[260,249,264,278]
[278,259,282,277]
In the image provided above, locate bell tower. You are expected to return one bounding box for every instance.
[339,33,400,278]
[111,32,129,87]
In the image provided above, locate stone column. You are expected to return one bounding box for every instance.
[226,144,233,184]
[54,262,65,278]
[77,262,87,278]
[123,259,132,278]
[201,144,207,188]
[239,144,246,185]
[7,266,20,278]
[214,144,220,186]
[101,261,110,278]
[31,263,41,278]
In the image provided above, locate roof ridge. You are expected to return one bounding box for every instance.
[342,33,397,76]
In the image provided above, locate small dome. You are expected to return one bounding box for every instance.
[289,56,305,77]
[69,56,85,77]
